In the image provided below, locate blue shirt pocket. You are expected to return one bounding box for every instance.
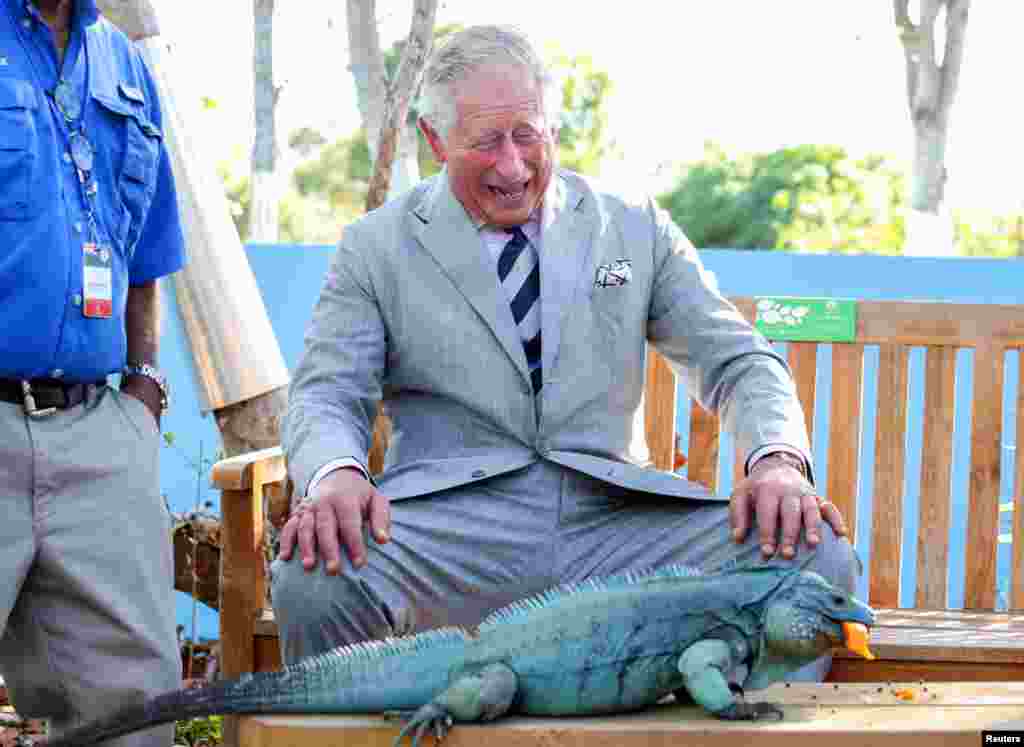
[92,82,162,259]
[0,78,39,222]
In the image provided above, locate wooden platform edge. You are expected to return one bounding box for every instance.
[237,682,1024,747]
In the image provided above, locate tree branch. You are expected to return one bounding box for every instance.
[364,0,438,212]
[916,0,943,121]
[893,0,919,117]
[937,0,971,127]
[893,0,914,30]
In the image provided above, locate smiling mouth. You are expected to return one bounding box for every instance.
[489,183,528,201]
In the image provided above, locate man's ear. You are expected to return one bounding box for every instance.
[418,117,448,164]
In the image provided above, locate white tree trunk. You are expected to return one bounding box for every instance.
[346,0,422,199]
[895,0,970,256]
[346,0,386,164]
[248,0,279,242]
[94,0,159,39]
[248,170,280,243]
[387,121,421,201]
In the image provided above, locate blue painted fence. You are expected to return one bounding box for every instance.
[162,247,1024,640]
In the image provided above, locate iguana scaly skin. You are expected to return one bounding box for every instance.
[48,561,875,747]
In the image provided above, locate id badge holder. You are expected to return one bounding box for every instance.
[83,242,113,318]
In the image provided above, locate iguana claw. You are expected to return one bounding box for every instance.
[715,701,784,721]
[392,702,454,747]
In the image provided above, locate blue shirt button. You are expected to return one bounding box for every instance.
[72,294,82,306]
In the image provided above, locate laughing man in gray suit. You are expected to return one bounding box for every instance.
[272,25,857,680]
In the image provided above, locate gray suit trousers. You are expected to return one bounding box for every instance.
[0,387,181,746]
[272,460,857,680]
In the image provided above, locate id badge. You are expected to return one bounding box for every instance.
[83,242,113,318]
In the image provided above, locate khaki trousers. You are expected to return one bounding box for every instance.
[0,386,180,746]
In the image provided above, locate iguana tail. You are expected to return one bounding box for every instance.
[47,627,466,746]
[45,668,312,747]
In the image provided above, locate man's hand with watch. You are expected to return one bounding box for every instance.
[121,362,169,427]
[729,450,848,559]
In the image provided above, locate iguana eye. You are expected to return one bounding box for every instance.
[832,595,846,605]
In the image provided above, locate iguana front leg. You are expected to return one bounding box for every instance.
[393,662,518,747]
[677,640,783,721]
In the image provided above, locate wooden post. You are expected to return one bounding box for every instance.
[215,454,274,747]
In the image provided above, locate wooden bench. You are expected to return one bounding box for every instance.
[210,296,1024,744]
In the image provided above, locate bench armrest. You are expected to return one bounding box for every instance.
[211,445,287,491]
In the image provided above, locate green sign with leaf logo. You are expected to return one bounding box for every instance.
[753,297,857,343]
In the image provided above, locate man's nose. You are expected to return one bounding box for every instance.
[494,137,530,181]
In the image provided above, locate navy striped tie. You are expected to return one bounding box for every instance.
[498,227,542,394]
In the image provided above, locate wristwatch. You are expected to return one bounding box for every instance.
[123,362,170,416]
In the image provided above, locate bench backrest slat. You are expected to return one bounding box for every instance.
[1014,360,1024,610]
[869,343,910,608]
[787,341,818,439]
[644,296,1024,614]
[966,342,1005,610]
[687,403,719,492]
[642,350,677,473]
[828,344,865,542]
[916,345,957,610]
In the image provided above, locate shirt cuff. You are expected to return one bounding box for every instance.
[746,445,813,483]
[306,458,370,496]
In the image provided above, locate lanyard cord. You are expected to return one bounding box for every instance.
[8,3,101,243]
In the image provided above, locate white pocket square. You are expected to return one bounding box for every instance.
[595,258,632,288]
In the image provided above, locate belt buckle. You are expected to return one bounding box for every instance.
[20,380,57,418]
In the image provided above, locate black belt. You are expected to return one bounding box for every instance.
[0,377,104,414]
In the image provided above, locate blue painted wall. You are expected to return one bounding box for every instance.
[163,247,1024,640]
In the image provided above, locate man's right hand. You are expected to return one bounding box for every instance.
[276,467,391,574]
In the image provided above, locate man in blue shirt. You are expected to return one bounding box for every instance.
[0,1,185,744]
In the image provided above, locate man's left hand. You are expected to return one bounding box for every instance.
[729,455,847,559]
[121,374,162,428]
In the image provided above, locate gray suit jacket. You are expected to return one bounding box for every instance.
[283,169,810,502]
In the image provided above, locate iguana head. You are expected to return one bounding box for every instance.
[760,570,876,663]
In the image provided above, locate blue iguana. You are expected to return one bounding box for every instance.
[48,560,875,747]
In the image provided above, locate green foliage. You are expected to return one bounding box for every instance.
[222,157,346,245]
[288,127,328,157]
[291,131,373,227]
[955,209,1024,257]
[175,715,222,746]
[657,143,906,252]
[548,52,619,176]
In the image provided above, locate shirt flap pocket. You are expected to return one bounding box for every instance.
[118,82,145,104]
[0,78,38,110]
[94,86,162,138]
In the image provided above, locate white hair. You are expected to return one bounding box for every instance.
[419,25,561,141]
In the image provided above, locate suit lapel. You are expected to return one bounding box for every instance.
[542,173,595,378]
[410,173,531,382]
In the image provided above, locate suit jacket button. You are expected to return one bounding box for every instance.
[471,469,486,478]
